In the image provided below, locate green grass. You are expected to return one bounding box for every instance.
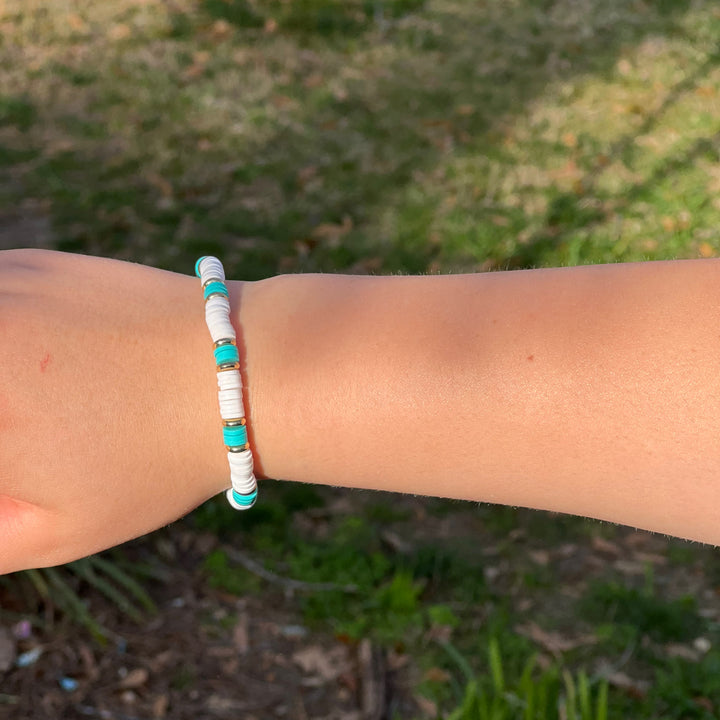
[1,553,157,643]
[4,0,720,716]
[5,0,720,276]
[580,579,704,644]
[199,0,428,34]
[0,94,36,130]
[442,638,609,720]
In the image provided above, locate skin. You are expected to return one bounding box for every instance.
[0,249,228,572]
[1,248,720,573]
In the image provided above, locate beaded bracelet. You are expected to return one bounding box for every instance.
[195,256,258,510]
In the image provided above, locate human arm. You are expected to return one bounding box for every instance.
[2,249,720,574]
[244,259,720,545]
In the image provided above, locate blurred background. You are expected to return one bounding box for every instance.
[2,1,720,718]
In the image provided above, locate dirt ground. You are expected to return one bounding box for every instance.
[3,483,716,720]
[0,517,418,720]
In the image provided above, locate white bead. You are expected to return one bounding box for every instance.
[217,369,242,391]
[217,373,243,417]
[219,390,244,419]
[199,256,225,283]
[205,295,231,319]
[205,299,236,343]
[230,463,256,489]
[230,477,257,497]
[206,294,230,314]
[230,479,255,494]
[228,449,254,475]
[229,451,255,493]
[206,318,235,342]
[209,320,236,345]
[230,477,257,496]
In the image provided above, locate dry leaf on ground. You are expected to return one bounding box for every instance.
[515,622,597,658]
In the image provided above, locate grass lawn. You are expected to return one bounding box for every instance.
[3,0,720,718]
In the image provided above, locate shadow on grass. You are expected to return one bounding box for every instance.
[509,45,720,268]
[0,0,711,276]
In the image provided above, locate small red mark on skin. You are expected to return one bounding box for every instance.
[40,352,51,372]
[527,355,534,361]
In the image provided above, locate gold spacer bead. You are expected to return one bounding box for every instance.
[222,418,246,426]
[227,443,250,452]
[217,361,240,372]
[214,338,237,348]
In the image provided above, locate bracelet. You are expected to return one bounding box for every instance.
[195,256,258,510]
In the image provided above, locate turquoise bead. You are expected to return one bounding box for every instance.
[214,344,239,365]
[203,281,229,300]
[232,489,257,507]
[223,424,248,447]
[195,256,208,278]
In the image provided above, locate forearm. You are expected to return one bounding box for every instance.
[238,260,720,544]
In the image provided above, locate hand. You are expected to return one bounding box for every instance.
[0,249,230,573]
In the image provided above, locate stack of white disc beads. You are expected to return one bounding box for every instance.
[195,256,258,510]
